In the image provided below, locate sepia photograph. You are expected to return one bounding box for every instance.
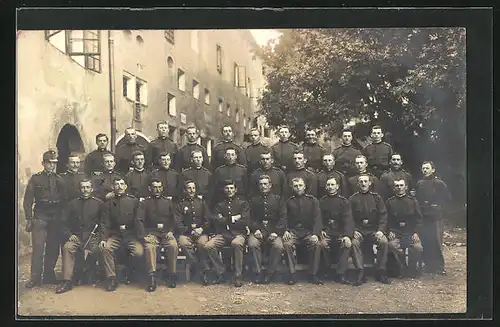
[15,11,474,317]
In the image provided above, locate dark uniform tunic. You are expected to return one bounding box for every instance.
[286,167,318,197]
[244,142,270,174]
[84,149,113,177]
[211,141,246,171]
[317,169,348,198]
[377,168,414,201]
[286,194,322,238]
[362,141,393,178]
[249,166,286,196]
[347,172,379,197]
[271,140,301,172]
[175,195,212,235]
[148,137,178,169]
[150,167,179,199]
[175,142,210,172]
[125,169,151,199]
[249,193,287,237]
[332,145,362,178]
[60,170,86,201]
[212,164,248,200]
[136,196,179,239]
[212,197,251,238]
[302,142,327,173]
[91,170,124,201]
[115,142,148,176]
[179,167,212,199]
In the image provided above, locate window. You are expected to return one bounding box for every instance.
[235,109,240,123]
[243,115,247,128]
[192,80,200,100]
[180,113,187,124]
[234,64,247,88]
[167,93,176,116]
[123,75,131,98]
[178,69,186,91]
[136,78,148,106]
[191,31,199,53]
[218,98,223,112]
[61,30,102,73]
[246,78,252,97]
[216,44,223,74]
[226,104,231,117]
[204,89,210,105]
[165,30,175,44]
[45,30,66,53]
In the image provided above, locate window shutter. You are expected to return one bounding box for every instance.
[127,76,136,102]
[237,66,247,88]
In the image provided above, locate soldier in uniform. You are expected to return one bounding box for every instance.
[99,177,144,292]
[386,179,424,278]
[91,153,124,201]
[179,150,212,200]
[363,125,393,178]
[211,124,246,170]
[249,152,286,197]
[212,148,248,203]
[302,128,327,173]
[415,161,451,275]
[60,153,86,201]
[84,133,113,178]
[176,181,212,285]
[244,128,270,175]
[318,177,355,284]
[150,152,179,200]
[248,175,287,284]
[286,150,318,197]
[332,129,362,179]
[317,153,348,198]
[283,177,324,285]
[148,121,178,170]
[204,180,250,287]
[115,127,148,175]
[271,125,301,173]
[347,155,379,197]
[175,125,210,171]
[124,151,151,201]
[55,179,106,294]
[349,174,391,285]
[136,178,180,291]
[23,150,66,288]
[377,153,414,201]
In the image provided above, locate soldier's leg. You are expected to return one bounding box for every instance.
[161,236,179,275]
[62,240,80,281]
[126,238,144,275]
[336,238,351,276]
[268,237,284,275]
[231,234,246,279]
[435,219,446,272]
[143,235,159,275]
[408,239,423,273]
[203,234,227,277]
[196,235,210,271]
[101,236,121,278]
[247,234,263,275]
[303,234,322,276]
[350,232,364,285]
[420,219,433,271]
[319,233,332,274]
[43,219,61,282]
[282,232,298,275]
[30,218,48,283]
[374,234,389,272]
[179,235,198,265]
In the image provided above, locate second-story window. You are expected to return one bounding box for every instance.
[205,89,210,105]
[192,80,200,100]
[178,69,186,91]
[216,44,223,74]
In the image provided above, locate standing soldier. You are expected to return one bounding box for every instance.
[249,152,286,197]
[349,175,391,285]
[317,154,348,198]
[124,151,151,201]
[286,150,318,198]
[84,133,113,178]
[271,125,301,173]
[377,153,414,201]
[333,129,362,179]
[115,127,148,175]
[176,181,212,285]
[386,179,424,278]
[212,148,248,203]
[212,124,246,171]
[244,128,270,175]
[23,150,66,288]
[148,121,178,170]
[363,125,393,179]
[91,153,124,201]
[248,175,287,284]
[347,155,379,197]
[302,128,327,173]
[318,177,355,284]
[55,179,106,294]
[136,178,180,291]
[60,153,86,201]
[99,177,144,292]
[150,152,179,200]
[175,125,210,172]
[415,161,451,276]
[204,180,250,288]
[179,150,212,200]
[283,177,324,285]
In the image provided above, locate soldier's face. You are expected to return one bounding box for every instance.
[259,178,272,194]
[394,180,407,196]
[357,176,371,192]
[67,156,81,172]
[43,161,57,172]
[306,130,317,143]
[224,184,237,198]
[192,152,203,167]
[260,154,273,169]
[113,180,127,194]
[159,155,171,169]
[325,178,339,194]
[279,128,290,141]
[125,129,137,143]
[133,154,145,169]
[96,136,108,149]
[391,155,403,169]
[79,181,93,198]
[222,127,233,140]
[149,181,163,197]
[355,158,367,172]
[323,155,335,170]
[157,124,169,137]
[187,128,198,142]
[292,179,306,195]
[342,132,353,145]
[422,163,435,177]
[293,154,306,169]
[371,128,383,142]
[103,156,116,171]
[250,130,260,144]
[225,150,237,164]
[185,182,196,197]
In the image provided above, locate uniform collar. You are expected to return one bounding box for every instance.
[341,143,352,147]
[43,170,55,176]
[187,141,198,145]
[79,196,92,200]
[97,148,107,152]
[66,170,79,175]
[134,167,145,172]
[373,140,382,144]
[251,141,261,146]
[327,192,338,197]
[395,193,407,198]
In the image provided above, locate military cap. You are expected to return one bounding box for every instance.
[43,150,58,162]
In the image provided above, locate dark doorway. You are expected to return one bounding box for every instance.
[56,124,85,174]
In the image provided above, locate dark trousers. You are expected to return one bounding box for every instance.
[320,233,351,275]
[421,219,445,271]
[204,234,246,278]
[247,234,284,275]
[30,216,61,282]
[284,232,322,275]
[351,231,389,271]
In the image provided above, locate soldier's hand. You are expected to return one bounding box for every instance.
[268,233,278,241]
[321,230,328,239]
[409,190,416,197]
[310,235,319,244]
[254,230,263,239]
[388,231,396,241]
[99,240,107,250]
[69,234,79,243]
[341,236,352,249]
[166,231,174,240]
[25,220,33,233]
[353,230,362,240]
[411,233,420,244]
[105,192,115,200]
[283,231,291,242]
[194,227,203,236]
[374,231,384,240]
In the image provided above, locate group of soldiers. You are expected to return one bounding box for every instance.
[22,121,451,295]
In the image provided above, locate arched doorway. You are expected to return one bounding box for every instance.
[56,124,85,174]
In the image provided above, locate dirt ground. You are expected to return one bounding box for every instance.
[16,228,466,317]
